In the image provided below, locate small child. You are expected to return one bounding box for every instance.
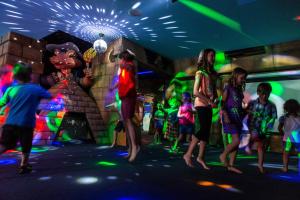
[173,92,195,151]
[278,99,300,172]
[0,63,52,174]
[247,82,277,173]
[153,103,165,144]
[165,97,180,150]
[219,67,248,174]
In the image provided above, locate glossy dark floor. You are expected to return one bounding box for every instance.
[0,142,299,200]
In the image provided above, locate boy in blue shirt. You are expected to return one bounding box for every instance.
[0,63,52,174]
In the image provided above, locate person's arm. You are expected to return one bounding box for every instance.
[278,116,285,135]
[220,85,230,123]
[177,106,182,118]
[0,87,11,107]
[39,87,52,99]
[193,71,211,104]
[191,104,197,113]
[110,67,121,91]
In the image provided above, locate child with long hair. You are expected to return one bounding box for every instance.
[219,67,248,174]
[278,99,300,172]
[172,92,195,151]
[183,48,219,169]
[247,83,277,173]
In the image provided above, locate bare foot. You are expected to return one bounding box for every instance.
[258,165,265,174]
[219,154,228,167]
[183,154,194,168]
[228,166,243,174]
[281,166,288,173]
[110,143,116,148]
[128,146,140,162]
[196,157,210,170]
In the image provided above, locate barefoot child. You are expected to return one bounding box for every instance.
[219,67,248,174]
[173,92,195,151]
[278,99,300,173]
[183,48,219,169]
[247,82,277,173]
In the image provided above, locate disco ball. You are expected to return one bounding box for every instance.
[93,39,107,53]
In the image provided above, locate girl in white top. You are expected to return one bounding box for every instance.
[278,99,300,172]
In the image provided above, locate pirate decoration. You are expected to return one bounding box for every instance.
[44,42,93,88]
[35,42,104,144]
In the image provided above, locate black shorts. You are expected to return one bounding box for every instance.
[194,106,212,142]
[114,121,125,132]
[0,124,34,153]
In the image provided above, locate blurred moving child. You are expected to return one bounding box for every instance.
[278,99,300,172]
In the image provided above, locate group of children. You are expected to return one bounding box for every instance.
[0,49,300,175]
[152,93,195,152]
[152,49,300,174]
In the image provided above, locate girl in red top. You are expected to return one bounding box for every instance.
[113,49,139,162]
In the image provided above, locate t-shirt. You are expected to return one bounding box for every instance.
[0,83,51,128]
[279,115,300,143]
[178,103,194,125]
[247,98,277,135]
[118,60,136,98]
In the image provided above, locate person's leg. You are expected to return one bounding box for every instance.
[282,151,289,172]
[157,129,162,144]
[197,141,210,170]
[0,125,17,154]
[228,149,242,174]
[257,140,265,173]
[220,134,240,167]
[19,127,33,174]
[127,118,139,162]
[153,127,158,144]
[183,135,199,167]
[173,133,183,150]
[196,106,212,169]
[222,130,228,149]
[111,130,117,147]
[186,134,191,143]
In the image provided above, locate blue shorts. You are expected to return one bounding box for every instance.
[179,124,194,135]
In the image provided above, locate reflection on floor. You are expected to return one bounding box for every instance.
[0,142,299,200]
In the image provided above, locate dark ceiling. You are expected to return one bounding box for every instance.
[0,0,300,59]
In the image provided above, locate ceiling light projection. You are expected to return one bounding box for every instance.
[0,1,152,43]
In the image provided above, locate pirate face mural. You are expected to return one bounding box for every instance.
[45,42,93,87]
